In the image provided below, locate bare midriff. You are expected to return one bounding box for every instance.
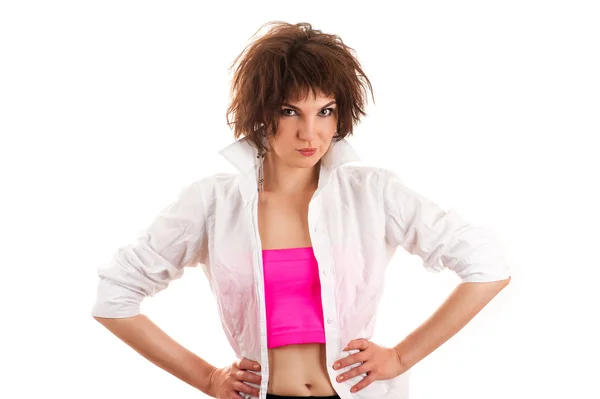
[267,343,337,396]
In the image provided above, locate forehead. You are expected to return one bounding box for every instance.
[283,88,336,107]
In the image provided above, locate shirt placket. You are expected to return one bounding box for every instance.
[308,193,343,392]
[248,196,270,399]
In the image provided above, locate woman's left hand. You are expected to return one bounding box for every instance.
[332,338,406,393]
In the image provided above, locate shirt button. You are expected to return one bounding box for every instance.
[326,318,333,324]
[322,269,330,276]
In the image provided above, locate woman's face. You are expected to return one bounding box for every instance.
[267,90,338,169]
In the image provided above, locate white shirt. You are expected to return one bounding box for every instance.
[91,137,511,399]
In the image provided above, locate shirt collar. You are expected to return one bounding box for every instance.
[218,136,361,202]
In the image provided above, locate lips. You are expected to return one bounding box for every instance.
[298,148,317,156]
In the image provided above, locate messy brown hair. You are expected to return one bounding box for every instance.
[226,21,374,154]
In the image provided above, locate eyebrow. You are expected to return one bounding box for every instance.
[281,100,336,110]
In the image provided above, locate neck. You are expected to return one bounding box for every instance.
[262,151,320,194]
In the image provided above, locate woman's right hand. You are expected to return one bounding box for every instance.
[207,358,262,399]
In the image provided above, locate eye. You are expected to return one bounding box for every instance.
[281,108,298,116]
[320,107,336,117]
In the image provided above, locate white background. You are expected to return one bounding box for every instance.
[1,1,598,398]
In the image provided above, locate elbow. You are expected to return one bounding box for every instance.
[92,315,112,322]
[453,259,512,285]
[457,270,512,286]
[92,315,113,329]
[460,275,511,294]
[92,315,114,327]
[497,275,511,287]
[91,305,142,320]
[492,275,512,295]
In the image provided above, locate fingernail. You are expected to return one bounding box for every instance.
[334,363,340,369]
[253,365,260,370]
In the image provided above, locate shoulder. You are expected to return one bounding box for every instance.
[334,162,403,186]
[328,163,404,204]
[193,172,239,186]
[191,172,241,197]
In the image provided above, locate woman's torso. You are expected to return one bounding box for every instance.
[258,188,337,396]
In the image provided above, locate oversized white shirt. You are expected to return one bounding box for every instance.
[91,136,511,399]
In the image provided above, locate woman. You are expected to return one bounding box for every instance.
[91,21,511,399]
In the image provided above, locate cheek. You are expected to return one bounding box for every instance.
[270,130,296,155]
[320,124,336,146]
[322,118,337,138]
[275,120,294,139]
[319,142,333,157]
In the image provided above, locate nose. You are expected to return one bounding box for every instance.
[298,116,318,143]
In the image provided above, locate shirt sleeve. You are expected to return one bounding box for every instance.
[381,169,511,283]
[91,180,208,318]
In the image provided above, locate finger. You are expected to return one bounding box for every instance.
[238,358,262,371]
[234,359,242,370]
[230,391,245,399]
[233,380,261,397]
[236,369,262,385]
[229,389,246,399]
[343,338,369,352]
[230,388,248,399]
[350,373,377,394]
[334,350,368,370]
[336,362,368,383]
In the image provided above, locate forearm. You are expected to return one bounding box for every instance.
[393,277,510,372]
[93,314,217,395]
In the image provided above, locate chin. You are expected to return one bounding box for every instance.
[298,155,324,168]
[277,148,327,168]
[288,160,316,169]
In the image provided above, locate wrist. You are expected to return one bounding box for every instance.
[392,344,412,374]
[191,359,218,397]
[204,366,219,397]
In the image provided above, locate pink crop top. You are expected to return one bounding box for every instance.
[262,247,326,349]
